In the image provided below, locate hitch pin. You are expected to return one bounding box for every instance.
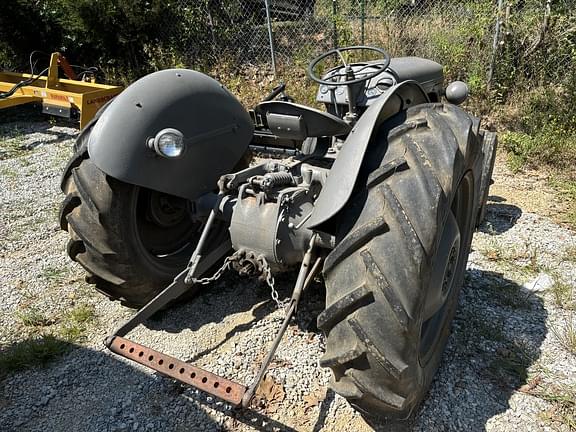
[241,235,322,407]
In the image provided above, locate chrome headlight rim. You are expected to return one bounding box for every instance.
[148,128,185,159]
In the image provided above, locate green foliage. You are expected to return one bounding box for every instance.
[492,1,576,99]
[16,308,54,327]
[518,85,576,133]
[500,85,576,172]
[429,2,493,85]
[0,0,213,81]
[0,0,574,189]
[549,178,576,227]
[502,125,576,172]
[0,0,65,70]
[59,0,184,76]
[549,279,575,310]
[0,336,71,378]
[59,305,95,342]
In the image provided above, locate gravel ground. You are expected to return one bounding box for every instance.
[1,117,575,432]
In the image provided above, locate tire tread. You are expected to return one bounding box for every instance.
[320,103,481,419]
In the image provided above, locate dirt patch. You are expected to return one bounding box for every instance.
[489,151,571,224]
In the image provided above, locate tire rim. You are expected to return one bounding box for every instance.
[134,188,200,261]
[419,172,474,365]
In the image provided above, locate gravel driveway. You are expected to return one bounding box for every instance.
[1,116,575,431]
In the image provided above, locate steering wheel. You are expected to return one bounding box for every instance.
[307,46,391,86]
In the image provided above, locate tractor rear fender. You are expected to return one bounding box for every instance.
[87,69,253,200]
[308,81,429,231]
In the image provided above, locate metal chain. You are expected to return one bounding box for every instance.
[189,254,236,285]
[187,250,288,310]
[257,254,288,310]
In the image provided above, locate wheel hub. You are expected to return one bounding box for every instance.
[422,212,461,321]
[148,191,188,227]
[442,244,459,296]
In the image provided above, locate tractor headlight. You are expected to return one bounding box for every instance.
[149,128,185,158]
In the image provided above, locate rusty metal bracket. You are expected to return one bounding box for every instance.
[105,229,321,408]
[108,336,246,405]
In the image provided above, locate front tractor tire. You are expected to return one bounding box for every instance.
[319,104,482,420]
[60,153,203,308]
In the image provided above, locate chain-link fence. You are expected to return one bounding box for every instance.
[0,1,572,94]
[166,0,574,94]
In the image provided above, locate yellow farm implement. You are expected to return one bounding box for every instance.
[0,52,122,128]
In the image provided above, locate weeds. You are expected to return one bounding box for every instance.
[210,60,318,110]
[518,367,576,429]
[0,335,71,379]
[537,384,576,429]
[549,178,576,228]
[498,84,576,227]
[66,304,95,325]
[550,315,576,356]
[41,266,68,284]
[562,246,576,264]
[479,240,541,284]
[481,240,506,262]
[1,304,96,378]
[58,305,95,343]
[481,241,538,266]
[16,307,54,327]
[0,126,27,160]
[549,279,574,310]
[13,279,37,306]
[502,126,576,174]
[0,165,17,180]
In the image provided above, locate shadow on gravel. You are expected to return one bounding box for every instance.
[0,105,46,123]
[0,121,77,145]
[0,338,235,432]
[373,268,548,432]
[0,104,80,127]
[145,270,325,336]
[311,388,336,432]
[0,338,308,432]
[0,336,74,382]
[0,105,78,157]
[479,200,523,235]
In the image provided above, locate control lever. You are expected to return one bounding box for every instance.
[263,82,294,103]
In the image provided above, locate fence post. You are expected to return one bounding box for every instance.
[264,0,277,75]
[487,0,504,91]
[332,0,338,49]
[205,0,218,61]
[361,0,365,45]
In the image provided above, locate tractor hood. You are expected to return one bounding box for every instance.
[88,69,253,200]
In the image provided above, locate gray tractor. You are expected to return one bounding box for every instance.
[59,46,497,420]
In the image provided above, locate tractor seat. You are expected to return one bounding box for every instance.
[257,101,351,140]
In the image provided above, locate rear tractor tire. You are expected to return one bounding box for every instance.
[318,103,482,420]
[59,154,207,308]
[477,130,498,225]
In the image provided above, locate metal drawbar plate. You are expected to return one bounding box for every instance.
[109,336,247,406]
